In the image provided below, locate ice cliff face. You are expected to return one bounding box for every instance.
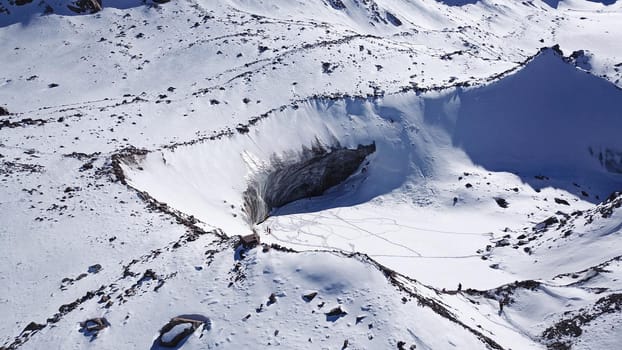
[243,143,376,224]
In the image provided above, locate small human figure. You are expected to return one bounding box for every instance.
[457,283,462,292]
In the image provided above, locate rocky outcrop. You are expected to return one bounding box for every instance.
[67,0,102,14]
[542,293,622,350]
[243,142,375,224]
[327,0,346,10]
[79,318,108,335]
[153,315,210,349]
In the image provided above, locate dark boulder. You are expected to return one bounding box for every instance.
[79,317,109,338]
[325,305,347,321]
[303,291,318,302]
[494,197,509,208]
[554,198,570,206]
[153,315,210,349]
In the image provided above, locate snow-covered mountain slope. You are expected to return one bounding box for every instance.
[1,0,621,349]
[119,47,622,288]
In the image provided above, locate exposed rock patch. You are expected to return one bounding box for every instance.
[542,293,622,349]
[243,142,376,224]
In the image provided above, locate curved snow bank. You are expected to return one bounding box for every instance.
[120,48,622,288]
[120,99,411,235]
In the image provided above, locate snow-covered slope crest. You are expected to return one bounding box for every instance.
[5,240,541,350]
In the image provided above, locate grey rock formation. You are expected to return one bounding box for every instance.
[243,142,375,224]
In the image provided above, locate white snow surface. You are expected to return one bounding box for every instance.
[1,0,622,349]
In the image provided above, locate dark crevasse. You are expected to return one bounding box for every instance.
[243,142,376,225]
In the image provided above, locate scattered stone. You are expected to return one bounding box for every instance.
[328,0,346,10]
[386,12,402,26]
[88,264,102,274]
[322,62,336,74]
[141,269,157,282]
[495,238,511,247]
[325,305,347,321]
[267,293,277,306]
[79,317,109,338]
[303,291,318,302]
[494,197,509,208]
[535,216,559,231]
[555,198,570,206]
[21,322,45,334]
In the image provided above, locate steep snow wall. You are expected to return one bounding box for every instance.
[243,143,376,224]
